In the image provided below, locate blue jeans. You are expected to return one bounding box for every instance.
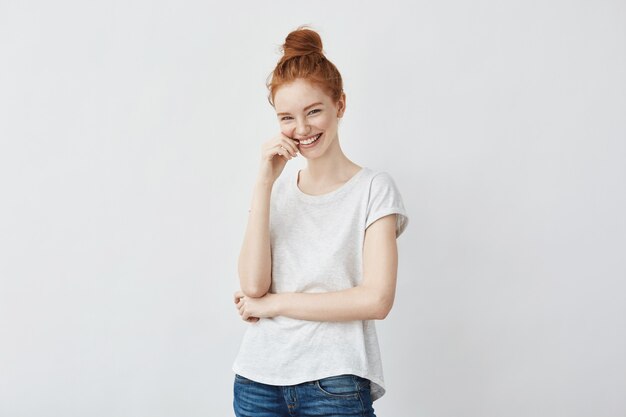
[233,373,377,417]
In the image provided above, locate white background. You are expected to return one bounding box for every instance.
[1,1,625,416]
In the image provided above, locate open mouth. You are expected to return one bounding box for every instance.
[295,133,322,146]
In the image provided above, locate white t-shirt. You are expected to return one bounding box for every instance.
[232,166,409,402]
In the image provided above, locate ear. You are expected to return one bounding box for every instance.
[337,92,346,118]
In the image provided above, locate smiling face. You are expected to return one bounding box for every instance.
[274,78,345,159]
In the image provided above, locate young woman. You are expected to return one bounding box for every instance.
[232,25,409,417]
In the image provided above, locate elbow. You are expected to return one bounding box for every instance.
[373,297,394,320]
[240,278,270,298]
[362,285,394,320]
[244,286,269,298]
[238,263,271,298]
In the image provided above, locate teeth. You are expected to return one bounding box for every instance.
[299,133,321,145]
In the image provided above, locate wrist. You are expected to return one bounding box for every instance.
[255,179,274,190]
[271,292,285,317]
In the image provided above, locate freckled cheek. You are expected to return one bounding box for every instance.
[281,130,295,139]
[319,117,334,129]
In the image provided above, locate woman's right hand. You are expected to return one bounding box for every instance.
[257,132,299,184]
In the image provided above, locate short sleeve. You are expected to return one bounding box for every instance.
[365,172,410,238]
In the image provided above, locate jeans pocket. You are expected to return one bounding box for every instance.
[315,374,359,398]
[353,375,371,391]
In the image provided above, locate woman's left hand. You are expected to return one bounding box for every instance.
[233,290,280,322]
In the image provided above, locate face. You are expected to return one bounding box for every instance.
[274,78,345,159]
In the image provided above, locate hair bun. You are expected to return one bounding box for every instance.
[267,25,343,108]
[281,25,324,60]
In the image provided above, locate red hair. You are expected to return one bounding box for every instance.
[266,25,344,108]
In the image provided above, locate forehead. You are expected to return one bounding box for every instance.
[274,79,329,111]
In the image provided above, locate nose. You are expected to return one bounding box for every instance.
[294,118,310,137]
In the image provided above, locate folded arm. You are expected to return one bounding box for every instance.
[274,214,399,321]
[235,214,400,322]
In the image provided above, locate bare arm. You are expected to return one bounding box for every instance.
[237,180,273,298]
[276,286,381,321]
[272,214,399,321]
[236,130,299,300]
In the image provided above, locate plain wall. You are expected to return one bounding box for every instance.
[0,1,624,416]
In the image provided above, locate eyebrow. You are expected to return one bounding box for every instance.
[276,102,323,117]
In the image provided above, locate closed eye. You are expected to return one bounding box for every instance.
[280,109,321,121]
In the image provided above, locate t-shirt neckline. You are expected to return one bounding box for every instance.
[292,167,368,204]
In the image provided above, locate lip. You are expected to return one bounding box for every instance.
[297,132,323,148]
[293,133,322,142]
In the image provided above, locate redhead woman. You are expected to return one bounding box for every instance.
[232,25,409,417]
